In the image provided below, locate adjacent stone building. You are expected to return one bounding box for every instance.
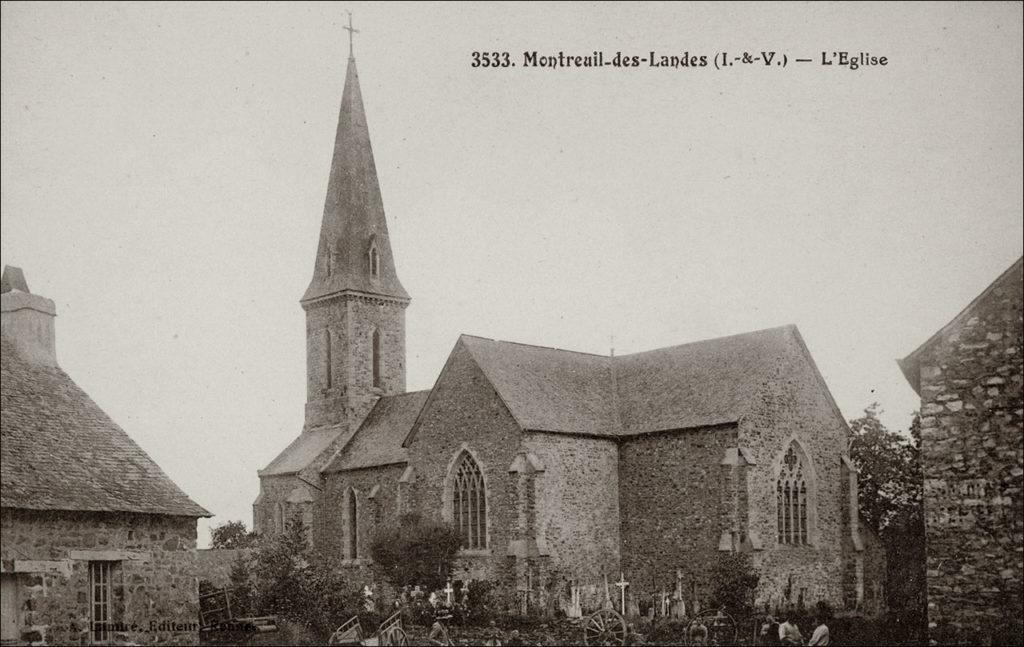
[1,266,210,645]
[256,51,884,615]
[899,257,1023,645]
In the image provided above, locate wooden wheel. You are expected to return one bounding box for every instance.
[583,608,628,646]
[700,609,737,646]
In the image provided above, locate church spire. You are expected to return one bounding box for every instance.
[302,42,408,304]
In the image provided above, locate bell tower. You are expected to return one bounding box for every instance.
[301,47,409,433]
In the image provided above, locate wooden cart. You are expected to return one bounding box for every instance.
[328,610,408,646]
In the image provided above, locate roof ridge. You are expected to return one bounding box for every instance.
[459,333,611,359]
[616,324,796,359]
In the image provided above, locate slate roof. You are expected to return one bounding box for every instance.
[259,426,352,477]
[452,325,812,437]
[0,336,210,517]
[323,390,429,472]
[302,56,408,304]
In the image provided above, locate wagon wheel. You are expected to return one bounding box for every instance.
[378,625,408,646]
[583,608,628,646]
[701,609,737,646]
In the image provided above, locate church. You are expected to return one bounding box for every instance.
[255,49,884,614]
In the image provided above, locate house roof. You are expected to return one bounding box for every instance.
[323,390,429,472]
[898,256,1024,394]
[0,336,210,517]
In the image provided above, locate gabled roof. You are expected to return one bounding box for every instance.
[615,326,799,434]
[460,335,620,436]
[302,56,408,304]
[323,390,428,472]
[416,325,811,439]
[0,336,210,517]
[899,256,1023,394]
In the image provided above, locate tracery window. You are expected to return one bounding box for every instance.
[777,444,809,545]
[451,453,487,549]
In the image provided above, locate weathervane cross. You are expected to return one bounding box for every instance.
[343,11,359,58]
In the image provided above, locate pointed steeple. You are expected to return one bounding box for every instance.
[302,56,409,304]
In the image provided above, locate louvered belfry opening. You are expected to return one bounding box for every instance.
[777,444,809,545]
[452,452,487,549]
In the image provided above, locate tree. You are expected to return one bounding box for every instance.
[210,520,258,550]
[848,404,926,641]
[369,513,463,591]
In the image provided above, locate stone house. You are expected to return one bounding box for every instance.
[256,52,884,614]
[898,256,1023,645]
[1,266,210,646]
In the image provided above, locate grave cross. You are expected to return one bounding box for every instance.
[343,11,360,58]
[443,579,455,606]
[615,573,630,616]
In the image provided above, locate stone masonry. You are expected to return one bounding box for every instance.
[1,509,200,646]
[900,257,1023,645]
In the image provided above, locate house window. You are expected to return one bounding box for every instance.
[372,328,382,388]
[347,489,358,560]
[777,444,809,545]
[90,561,114,644]
[369,245,380,277]
[452,452,487,549]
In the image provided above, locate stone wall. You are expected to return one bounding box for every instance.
[254,473,314,538]
[523,431,621,609]
[304,295,407,431]
[404,342,521,585]
[915,264,1023,645]
[619,425,736,607]
[0,508,199,646]
[321,464,405,569]
[741,330,856,610]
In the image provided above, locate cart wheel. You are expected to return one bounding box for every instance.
[583,608,628,646]
[379,626,408,646]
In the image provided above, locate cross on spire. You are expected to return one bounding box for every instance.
[343,11,359,59]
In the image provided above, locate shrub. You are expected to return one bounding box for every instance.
[709,552,759,616]
[369,513,462,591]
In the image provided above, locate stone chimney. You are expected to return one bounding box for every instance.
[1,266,57,366]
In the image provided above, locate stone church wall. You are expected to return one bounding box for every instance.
[321,464,405,567]
[404,342,522,585]
[523,431,621,592]
[0,508,199,646]
[740,331,854,610]
[618,425,737,606]
[915,266,1023,645]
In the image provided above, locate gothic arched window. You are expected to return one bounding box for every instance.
[346,489,358,560]
[451,453,487,549]
[275,502,284,534]
[777,444,809,545]
[372,328,382,388]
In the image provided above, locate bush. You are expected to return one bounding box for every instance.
[369,513,462,591]
[709,552,759,616]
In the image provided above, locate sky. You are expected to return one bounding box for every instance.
[2,2,1022,546]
